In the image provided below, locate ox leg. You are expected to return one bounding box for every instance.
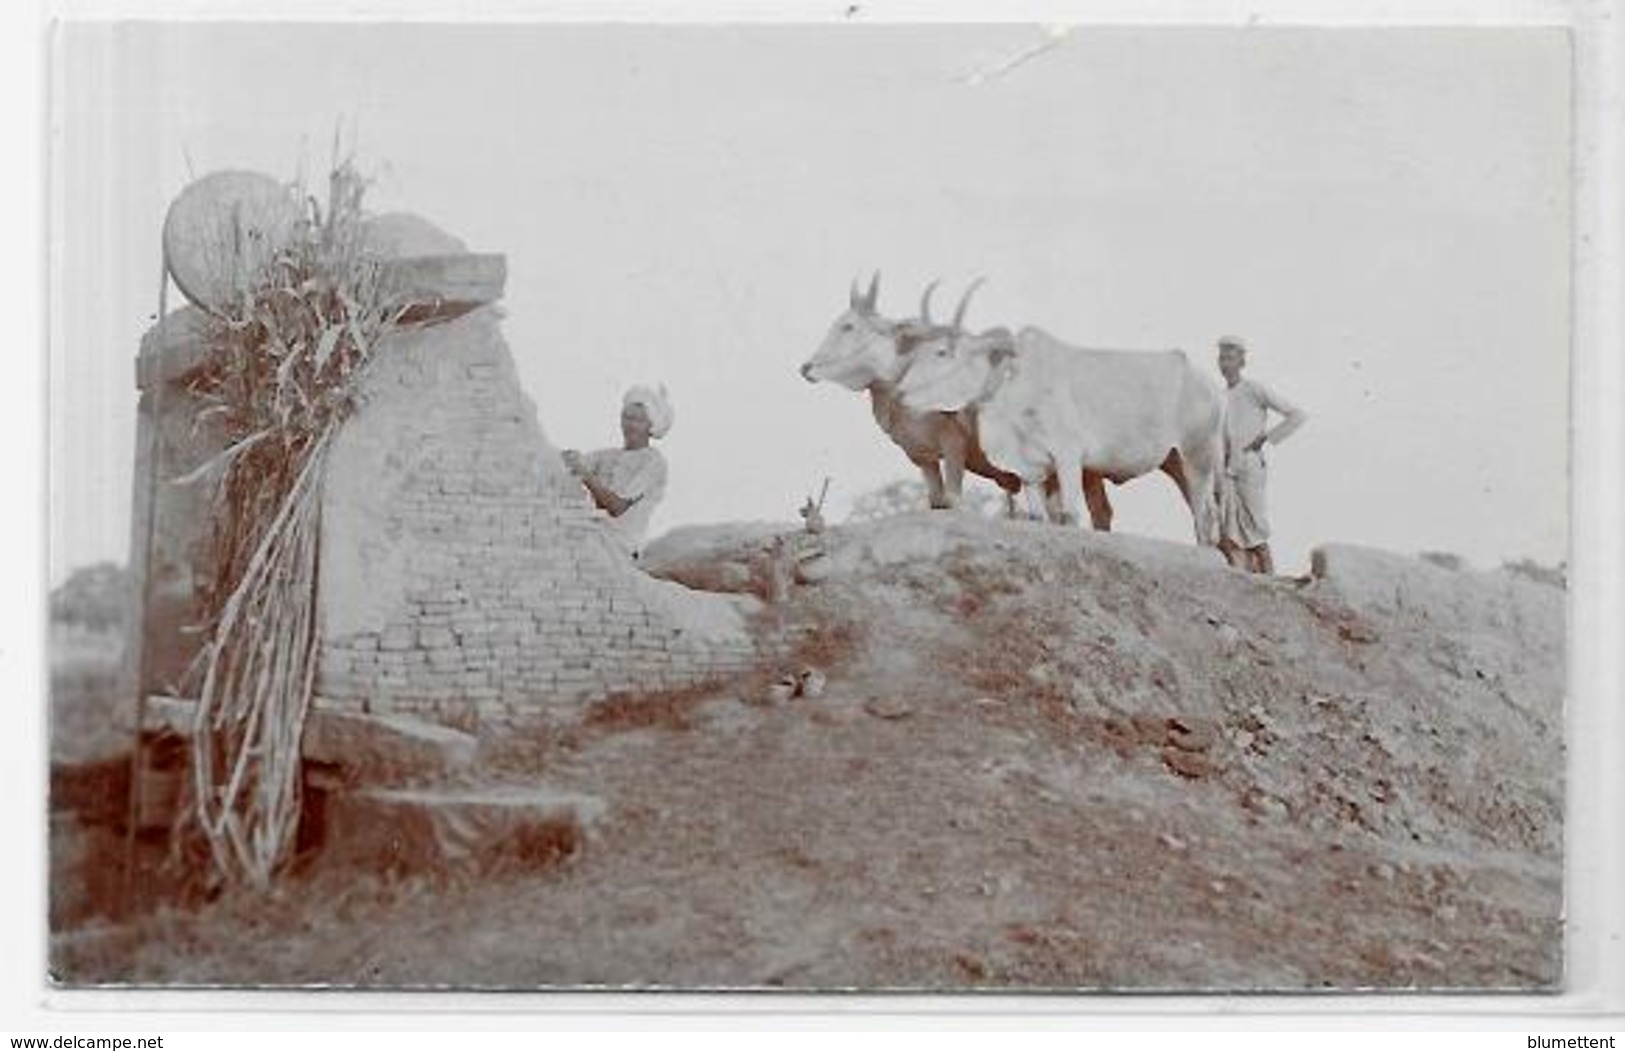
[1053,453,1086,527]
[943,459,968,509]
[1160,449,1194,503]
[1020,482,1049,521]
[1165,443,1222,546]
[938,425,970,511]
[1193,464,1221,547]
[1035,473,1074,524]
[1082,470,1113,531]
[918,462,952,510]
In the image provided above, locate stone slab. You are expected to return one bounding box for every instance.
[380,253,507,316]
[320,785,606,876]
[137,696,478,784]
[301,708,479,784]
[137,694,198,736]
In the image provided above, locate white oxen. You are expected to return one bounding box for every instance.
[800,275,1026,512]
[897,317,1224,545]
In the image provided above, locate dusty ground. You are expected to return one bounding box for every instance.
[48,514,1564,991]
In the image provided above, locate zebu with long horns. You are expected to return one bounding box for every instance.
[800,274,1026,513]
[895,280,1225,544]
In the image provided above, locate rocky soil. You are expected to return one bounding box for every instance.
[48,513,1564,991]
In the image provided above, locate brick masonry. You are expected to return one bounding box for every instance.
[130,252,763,727]
[314,305,762,724]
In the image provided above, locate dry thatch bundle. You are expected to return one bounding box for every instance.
[173,163,407,889]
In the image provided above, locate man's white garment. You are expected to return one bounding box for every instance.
[578,446,668,556]
[1219,378,1300,548]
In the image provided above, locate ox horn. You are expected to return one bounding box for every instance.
[952,276,987,331]
[849,276,862,310]
[864,271,881,313]
[919,279,942,325]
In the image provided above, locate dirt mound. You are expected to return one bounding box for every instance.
[775,516,1562,857]
[51,513,1564,990]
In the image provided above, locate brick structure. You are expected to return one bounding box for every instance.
[314,303,760,724]
[130,213,761,727]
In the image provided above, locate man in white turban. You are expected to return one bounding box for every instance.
[561,385,673,558]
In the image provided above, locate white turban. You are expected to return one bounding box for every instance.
[623,384,674,439]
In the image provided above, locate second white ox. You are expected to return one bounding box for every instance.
[896,319,1225,545]
[800,275,1026,512]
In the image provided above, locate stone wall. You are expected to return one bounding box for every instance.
[128,307,231,694]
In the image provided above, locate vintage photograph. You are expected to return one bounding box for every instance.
[47,21,1570,990]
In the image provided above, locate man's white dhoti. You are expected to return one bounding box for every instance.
[1219,449,1271,549]
[1220,375,1299,550]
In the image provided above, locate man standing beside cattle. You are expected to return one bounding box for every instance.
[802,275,1314,573]
[1214,336,1308,575]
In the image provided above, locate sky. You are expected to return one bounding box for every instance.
[50,21,1573,583]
